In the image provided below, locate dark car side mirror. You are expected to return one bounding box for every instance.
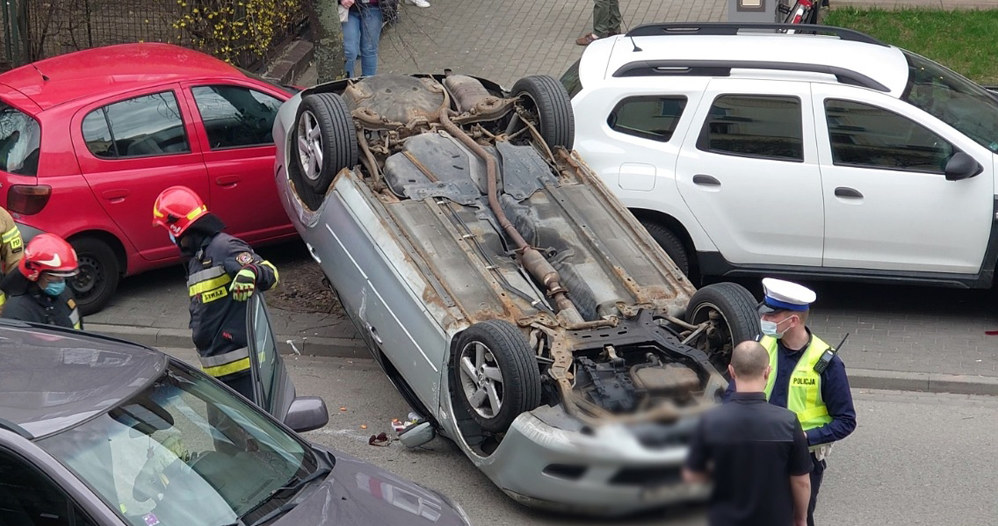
[284,396,329,433]
[944,152,983,181]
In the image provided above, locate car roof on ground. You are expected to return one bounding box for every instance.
[0,320,167,439]
[581,31,910,96]
[0,42,244,111]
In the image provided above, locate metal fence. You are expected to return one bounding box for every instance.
[1,0,307,72]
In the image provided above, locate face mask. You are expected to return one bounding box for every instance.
[760,315,795,339]
[44,280,66,297]
[169,232,177,245]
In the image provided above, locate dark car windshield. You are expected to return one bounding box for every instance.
[902,50,998,153]
[0,100,41,175]
[38,362,318,526]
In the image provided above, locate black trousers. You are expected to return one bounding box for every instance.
[808,453,826,526]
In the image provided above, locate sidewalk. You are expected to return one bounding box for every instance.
[92,0,998,397]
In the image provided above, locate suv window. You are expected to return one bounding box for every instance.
[0,101,41,175]
[0,448,97,525]
[825,99,954,173]
[82,91,190,159]
[608,96,687,142]
[902,50,998,153]
[192,86,282,149]
[698,94,803,161]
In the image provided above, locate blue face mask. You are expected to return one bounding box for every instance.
[760,315,796,339]
[169,232,177,245]
[44,280,67,297]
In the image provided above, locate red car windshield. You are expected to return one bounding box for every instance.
[0,100,40,176]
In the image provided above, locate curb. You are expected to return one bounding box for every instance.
[88,324,998,396]
[262,39,314,86]
[87,323,371,360]
[848,368,998,397]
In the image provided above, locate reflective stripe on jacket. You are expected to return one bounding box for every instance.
[186,232,277,378]
[761,334,833,432]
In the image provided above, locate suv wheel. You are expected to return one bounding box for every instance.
[640,219,691,278]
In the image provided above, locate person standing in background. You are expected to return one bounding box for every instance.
[576,0,621,46]
[341,0,384,77]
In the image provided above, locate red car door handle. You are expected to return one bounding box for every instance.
[102,189,129,203]
[216,175,240,187]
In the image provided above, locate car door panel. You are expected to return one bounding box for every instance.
[72,84,210,262]
[812,86,993,273]
[572,78,715,251]
[676,79,824,266]
[182,81,294,245]
[314,175,448,414]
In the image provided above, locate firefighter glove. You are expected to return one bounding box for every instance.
[229,268,257,301]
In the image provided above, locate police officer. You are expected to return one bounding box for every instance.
[0,207,25,312]
[726,278,857,526]
[0,233,82,329]
[152,186,278,400]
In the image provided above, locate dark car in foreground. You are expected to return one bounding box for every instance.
[273,73,760,515]
[0,296,469,526]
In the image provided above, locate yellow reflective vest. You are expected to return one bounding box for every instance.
[761,335,834,431]
[0,208,25,312]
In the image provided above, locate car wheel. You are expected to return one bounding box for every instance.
[639,219,690,278]
[453,320,541,434]
[684,282,760,375]
[510,75,575,150]
[69,237,121,316]
[293,92,358,197]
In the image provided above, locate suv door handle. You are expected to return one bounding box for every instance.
[215,175,240,187]
[366,323,383,344]
[305,242,321,264]
[834,187,863,199]
[692,174,721,186]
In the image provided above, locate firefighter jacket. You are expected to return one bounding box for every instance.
[0,208,24,311]
[0,282,82,330]
[186,232,278,379]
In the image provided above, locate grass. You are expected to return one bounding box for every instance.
[822,7,998,85]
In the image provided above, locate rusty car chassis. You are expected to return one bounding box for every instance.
[274,73,758,514]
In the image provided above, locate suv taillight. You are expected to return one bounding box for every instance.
[7,184,51,215]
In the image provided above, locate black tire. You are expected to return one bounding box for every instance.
[293,93,358,198]
[453,320,541,433]
[684,282,760,375]
[640,219,690,278]
[69,237,121,316]
[510,75,575,150]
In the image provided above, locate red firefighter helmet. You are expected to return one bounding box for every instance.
[152,186,208,237]
[19,233,79,282]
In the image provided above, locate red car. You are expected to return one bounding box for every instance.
[0,43,298,314]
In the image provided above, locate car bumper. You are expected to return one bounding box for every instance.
[480,409,707,516]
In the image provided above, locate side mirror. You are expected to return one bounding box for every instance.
[284,396,329,433]
[944,152,983,181]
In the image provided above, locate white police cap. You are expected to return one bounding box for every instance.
[759,278,816,313]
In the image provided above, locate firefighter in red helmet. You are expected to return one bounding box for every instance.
[153,186,278,399]
[0,233,82,329]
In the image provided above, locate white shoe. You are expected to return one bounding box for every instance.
[406,0,430,7]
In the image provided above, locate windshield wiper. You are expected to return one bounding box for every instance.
[236,449,334,526]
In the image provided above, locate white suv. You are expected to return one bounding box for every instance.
[565,23,998,288]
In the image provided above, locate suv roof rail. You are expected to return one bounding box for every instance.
[613,60,890,92]
[625,22,887,46]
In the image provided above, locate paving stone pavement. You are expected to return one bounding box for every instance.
[89,0,998,395]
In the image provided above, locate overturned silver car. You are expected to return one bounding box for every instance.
[273,73,760,515]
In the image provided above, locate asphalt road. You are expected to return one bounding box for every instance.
[161,347,998,526]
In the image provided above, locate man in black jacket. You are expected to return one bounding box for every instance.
[1,233,82,330]
[153,186,278,400]
[684,341,812,526]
